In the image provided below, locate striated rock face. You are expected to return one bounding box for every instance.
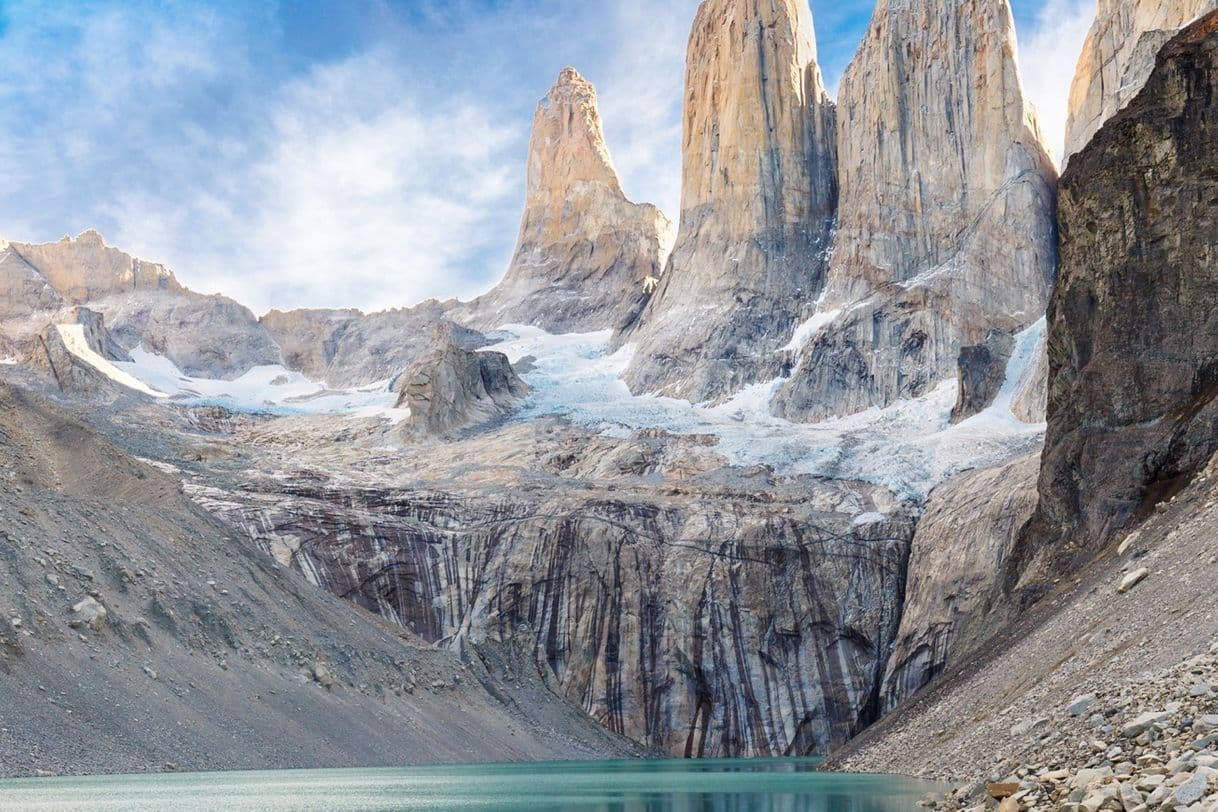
[192,419,918,758]
[1064,0,1218,162]
[880,454,1039,711]
[2,231,278,379]
[456,69,674,334]
[1020,11,1218,574]
[396,328,529,436]
[616,0,837,403]
[773,0,1056,422]
[260,304,485,389]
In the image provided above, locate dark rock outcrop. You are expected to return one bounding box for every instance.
[951,331,1016,423]
[396,328,529,436]
[1020,11,1218,576]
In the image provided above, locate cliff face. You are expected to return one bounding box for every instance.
[194,420,918,759]
[1064,0,1218,161]
[773,0,1057,422]
[457,69,674,334]
[1,231,278,379]
[617,0,837,403]
[1021,10,1218,575]
[260,304,485,389]
[880,453,1039,712]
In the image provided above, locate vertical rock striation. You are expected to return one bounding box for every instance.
[773,0,1057,422]
[1019,11,1218,576]
[197,424,918,758]
[616,0,837,403]
[457,68,673,334]
[1064,0,1218,162]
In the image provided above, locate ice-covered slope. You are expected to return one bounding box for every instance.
[486,322,1045,500]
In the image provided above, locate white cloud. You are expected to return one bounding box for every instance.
[593,0,695,221]
[113,51,519,314]
[1015,0,1096,167]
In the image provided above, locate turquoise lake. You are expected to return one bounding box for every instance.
[0,758,937,810]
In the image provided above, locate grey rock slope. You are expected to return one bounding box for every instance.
[260,304,485,389]
[879,453,1040,713]
[179,414,918,759]
[1,231,278,379]
[773,0,1057,423]
[0,382,638,778]
[1021,10,1218,578]
[453,69,673,335]
[616,0,837,403]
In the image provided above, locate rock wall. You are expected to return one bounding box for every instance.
[1064,0,1218,162]
[0,383,637,778]
[880,454,1040,712]
[1021,11,1218,575]
[456,69,673,334]
[197,422,918,758]
[2,231,278,379]
[260,304,484,389]
[773,0,1057,422]
[616,0,837,403]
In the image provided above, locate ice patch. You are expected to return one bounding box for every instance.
[0,357,16,366]
[110,347,406,420]
[56,324,168,399]
[486,323,1045,501]
[781,308,842,352]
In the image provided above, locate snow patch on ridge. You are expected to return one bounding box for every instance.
[108,347,406,420]
[486,323,1045,501]
[56,324,168,399]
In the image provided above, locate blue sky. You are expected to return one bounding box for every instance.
[0,0,1094,313]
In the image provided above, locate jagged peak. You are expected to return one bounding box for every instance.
[527,65,624,200]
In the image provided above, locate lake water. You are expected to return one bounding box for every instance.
[0,758,937,811]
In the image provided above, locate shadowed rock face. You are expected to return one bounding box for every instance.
[773,0,1056,423]
[395,329,529,437]
[1064,0,1218,162]
[194,421,917,758]
[616,0,837,403]
[951,331,1016,424]
[1021,11,1218,576]
[455,69,673,335]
